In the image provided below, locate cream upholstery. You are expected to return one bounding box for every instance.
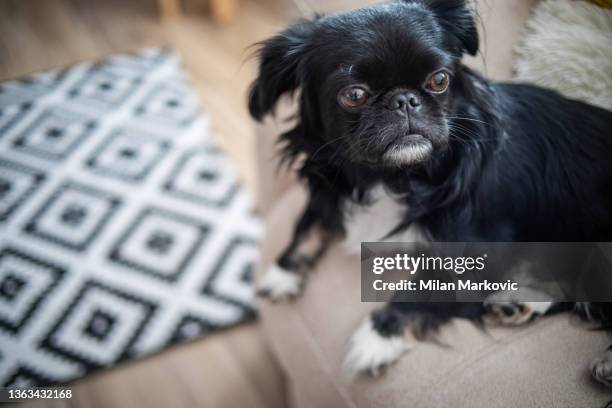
[258,188,610,407]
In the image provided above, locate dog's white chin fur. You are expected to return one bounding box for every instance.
[382,141,433,166]
[343,318,412,376]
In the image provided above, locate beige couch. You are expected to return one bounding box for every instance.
[254,1,611,406]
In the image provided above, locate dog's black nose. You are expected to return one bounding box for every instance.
[388,92,421,114]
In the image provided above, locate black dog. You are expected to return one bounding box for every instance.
[248,0,612,383]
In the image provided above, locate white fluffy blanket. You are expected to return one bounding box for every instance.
[514,0,612,110]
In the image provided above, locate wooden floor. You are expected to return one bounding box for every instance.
[22,325,287,408]
[0,0,289,407]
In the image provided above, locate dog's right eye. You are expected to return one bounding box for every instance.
[338,86,369,109]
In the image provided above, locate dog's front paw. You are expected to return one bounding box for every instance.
[343,318,412,377]
[257,264,303,301]
[484,290,554,326]
[591,348,612,387]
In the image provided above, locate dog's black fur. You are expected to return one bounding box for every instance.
[249,0,612,378]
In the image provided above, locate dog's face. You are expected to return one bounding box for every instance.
[249,0,478,168]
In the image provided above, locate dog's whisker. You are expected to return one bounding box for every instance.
[310,134,353,161]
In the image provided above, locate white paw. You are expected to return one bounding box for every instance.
[484,289,554,326]
[257,264,303,301]
[591,349,612,387]
[343,318,412,376]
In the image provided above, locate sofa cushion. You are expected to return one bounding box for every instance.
[257,186,611,408]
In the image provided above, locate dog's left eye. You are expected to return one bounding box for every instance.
[338,86,369,108]
[425,71,450,93]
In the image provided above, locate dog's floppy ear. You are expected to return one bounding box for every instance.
[419,0,479,56]
[248,20,315,121]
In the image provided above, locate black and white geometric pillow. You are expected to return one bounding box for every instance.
[0,48,262,386]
